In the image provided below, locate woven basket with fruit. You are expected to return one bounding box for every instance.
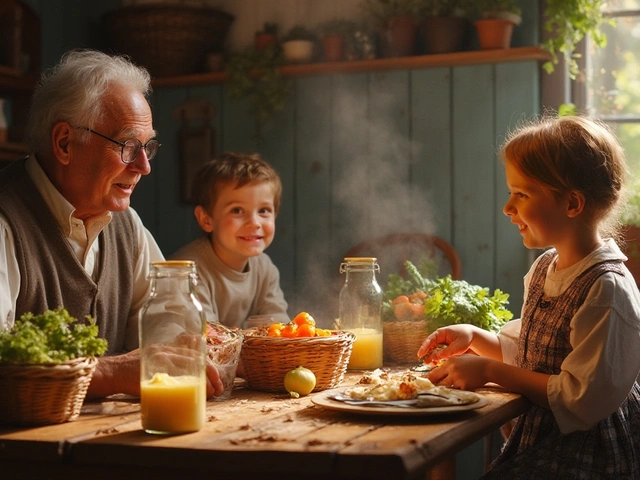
[240,312,355,393]
[383,261,514,365]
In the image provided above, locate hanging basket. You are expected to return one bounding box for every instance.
[102,4,234,77]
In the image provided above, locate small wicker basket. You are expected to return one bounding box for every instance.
[383,320,429,365]
[240,330,356,393]
[102,4,234,77]
[0,357,98,426]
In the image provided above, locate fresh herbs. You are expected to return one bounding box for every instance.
[423,275,513,334]
[383,260,513,333]
[0,308,108,363]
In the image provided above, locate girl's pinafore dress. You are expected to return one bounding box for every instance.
[483,251,640,479]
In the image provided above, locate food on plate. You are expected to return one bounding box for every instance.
[266,312,333,338]
[343,369,480,407]
[284,365,316,398]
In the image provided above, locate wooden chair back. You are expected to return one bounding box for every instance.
[344,233,462,281]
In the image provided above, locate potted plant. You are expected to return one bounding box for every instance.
[225,46,291,131]
[419,0,471,54]
[541,0,612,79]
[317,19,357,62]
[472,0,522,50]
[281,25,317,63]
[360,0,422,58]
[620,183,640,285]
[255,22,279,51]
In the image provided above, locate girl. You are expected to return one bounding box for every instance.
[418,115,640,478]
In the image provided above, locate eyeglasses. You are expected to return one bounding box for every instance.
[78,127,161,164]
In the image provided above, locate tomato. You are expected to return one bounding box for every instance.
[281,323,298,338]
[284,366,316,397]
[292,312,315,327]
[267,323,284,337]
[295,323,316,337]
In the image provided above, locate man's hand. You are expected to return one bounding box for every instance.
[86,349,141,399]
[86,347,224,399]
[206,362,224,398]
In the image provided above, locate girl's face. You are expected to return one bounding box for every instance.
[197,180,276,271]
[503,161,572,250]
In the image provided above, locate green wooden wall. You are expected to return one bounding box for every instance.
[143,63,539,325]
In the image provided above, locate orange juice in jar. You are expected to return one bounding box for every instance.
[139,261,207,434]
[339,258,383,370]
[347,327,383,369]
[141,373,206,433]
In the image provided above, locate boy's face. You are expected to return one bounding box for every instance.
[196,180,276,271]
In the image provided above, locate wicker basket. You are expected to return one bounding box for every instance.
[383,320,429,365]
[240,330,356,393]
[0,357,98,426]
[102,4,234,77]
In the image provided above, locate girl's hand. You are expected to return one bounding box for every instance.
[417,325,475,364]
[427,354,491,391]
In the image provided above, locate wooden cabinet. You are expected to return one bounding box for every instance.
[0,0,40,162]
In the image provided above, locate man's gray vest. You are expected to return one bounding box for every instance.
[0,159,138,354]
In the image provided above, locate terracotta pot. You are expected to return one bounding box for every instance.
[282,40,314,63]
[322,34,344,62]
[623,225,640,287]
[255,32,277,51]
[422,16,467,54]
[380,15,417,58]
[474,18,514,50]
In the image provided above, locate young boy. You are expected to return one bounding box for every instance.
[170,152,289,329]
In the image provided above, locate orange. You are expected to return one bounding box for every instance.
[296,323,316,337]
[292,312,315,327]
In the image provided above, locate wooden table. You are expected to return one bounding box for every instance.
[0,371,528,480]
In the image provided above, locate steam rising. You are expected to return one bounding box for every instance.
[290,83,437,326]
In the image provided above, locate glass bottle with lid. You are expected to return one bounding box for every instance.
[139,260,206,434]
[339,257,383,370]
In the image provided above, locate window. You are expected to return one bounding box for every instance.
[578,1,640,175]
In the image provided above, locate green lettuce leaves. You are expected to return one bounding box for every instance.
[0,308,108,363]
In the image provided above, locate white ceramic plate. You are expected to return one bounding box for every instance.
[311,387,488,416]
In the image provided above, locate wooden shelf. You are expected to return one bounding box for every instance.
[151,46,551,88]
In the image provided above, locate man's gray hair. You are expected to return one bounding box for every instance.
[27,49,152,157]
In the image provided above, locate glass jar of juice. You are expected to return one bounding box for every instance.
[339,257,383,369]
[139,260,207,434]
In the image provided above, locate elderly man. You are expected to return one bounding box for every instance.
[0,49,222,398]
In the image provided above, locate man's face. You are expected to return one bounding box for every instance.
[63,84,156,220]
